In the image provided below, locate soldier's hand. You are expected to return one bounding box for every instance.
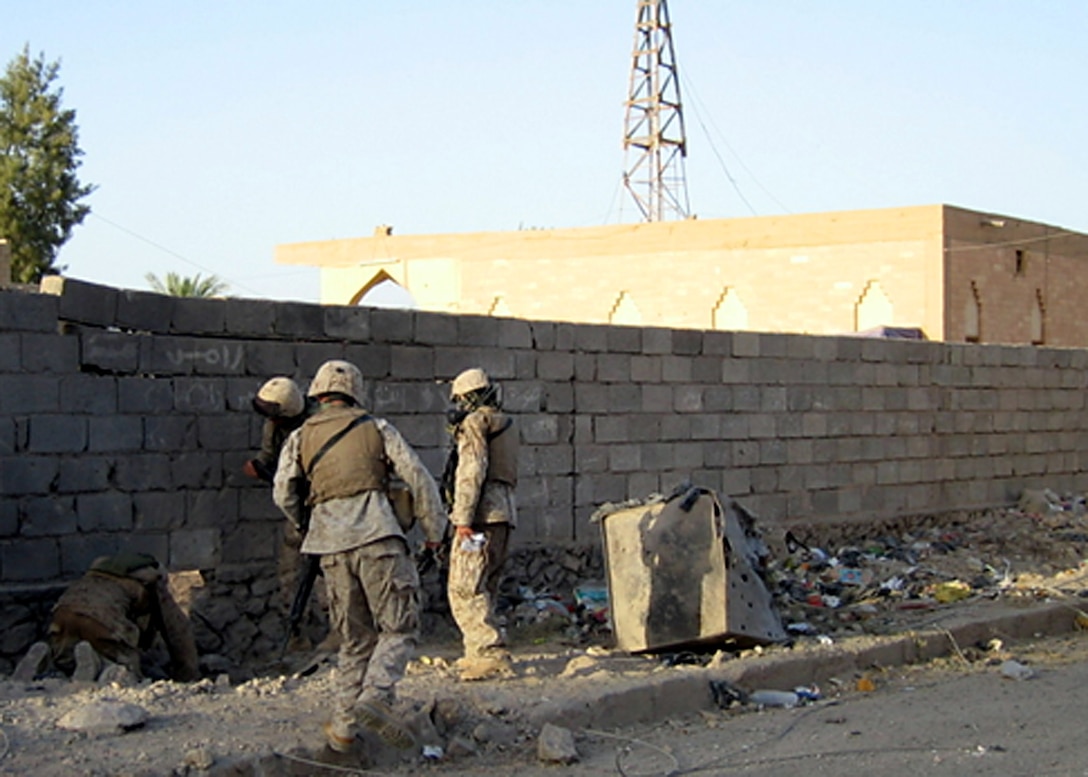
[454,525,475,540]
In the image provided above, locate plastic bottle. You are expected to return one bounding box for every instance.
[748,690,799,708]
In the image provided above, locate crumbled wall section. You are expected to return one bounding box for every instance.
[2,277,1088,669]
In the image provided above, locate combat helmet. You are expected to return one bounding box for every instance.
[309,360,365,406]
[253,377,305,418]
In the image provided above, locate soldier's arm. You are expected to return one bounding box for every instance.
[450,411,489,529]
[272,430,307,531]
[376,419,448,543]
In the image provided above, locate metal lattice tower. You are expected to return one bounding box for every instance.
[622,0,690,221]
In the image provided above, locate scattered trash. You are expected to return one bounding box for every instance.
[1000,660,1036,681]
[931,580,973,604]
[421,745,444,760]
[749,689,800,708]
[856,676,876,692]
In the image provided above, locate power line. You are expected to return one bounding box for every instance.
[89,211,266,297]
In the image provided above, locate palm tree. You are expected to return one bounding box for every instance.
[145,272,229,298]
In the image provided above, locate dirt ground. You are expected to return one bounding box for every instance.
[3,494,1088,777]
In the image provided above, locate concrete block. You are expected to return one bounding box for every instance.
[0,289,58,332]
[80,330,141,373]
[21,332,79,373]
[185,489,240,530]
[673,329,702,355]
[606,384,640,413]
[344,343,391,378]
[27,415,87,453]
[0,456,57,495]
[122,533,170,566]
[171,297,226,335]
[0,375,59,414]
[497,318,533,349]
[174,377,226,413]
[537,352,574,381]
[238,487,279,521]
[0,333,18,372]
[732,331,760,357]
[40,276,118,327]
[170,528,220,570]
[628,414,662,443]
[323,305,371,341]
[0,417,12,456]
[660,414,691,441]
[627,471,661,500]
[572,324,607,353]
[574,444,609,474]
[529,321,556,350]
[294,342,345,377]
[640,442,674,470]
[573,353,596,381]
[20,496,77,536]
[274,301,326,338]
[457,314,498,347]
[369,307,413,343]
[642,327,672,355]
[134,492,186,531]
[221,521,278,564]
[553,323,576,351]
[608,444,641,473]
[76,492,133,532]
[116,289,172,332]
[1,538,59,581]
[0,499,15,537]
[733,385,761,411]
[60,374,118,414]
[244,340,297,378]
[515,414,558,446]
[186,341,246,376]
[145,416,198,451]
[721,357,750,384]
[57,457,112,493]
[532,445,573,476]
[606,326,641,354]
[225,298,276,338]
[703,386,732,412]
[372,380,445,415]
[88,416,143,453]
[594,353,629,383]
[390,345,435,379]
[172,451,225,489]
[675,385,703,412]
[118,377,174,414]
[503,381,544,413]
[661,355,692,383]
[630,355,661,383]
[689,414,722,440]
[382,414,442,449]
[114,454,173,491]
[414,310,458,345]
[196,414,250,451]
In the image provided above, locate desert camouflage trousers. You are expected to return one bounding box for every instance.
[448,523,510,658]
[320,537,420,729]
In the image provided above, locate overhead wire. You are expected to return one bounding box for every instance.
[88,211,301,297]
[681,72,791,217]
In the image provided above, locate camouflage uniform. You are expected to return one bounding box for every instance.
[273,382,446,747]
[448,404,518,662]
[49,553,200,682]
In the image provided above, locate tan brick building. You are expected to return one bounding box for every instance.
[276,204,1088,346]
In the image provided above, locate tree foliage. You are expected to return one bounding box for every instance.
[0,45,95,284]
[145,271,229,298]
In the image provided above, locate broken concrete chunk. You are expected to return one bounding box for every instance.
[56,700,149,734]
[537,722,579,764]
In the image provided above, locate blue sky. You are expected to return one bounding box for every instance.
[7,2,1086,303]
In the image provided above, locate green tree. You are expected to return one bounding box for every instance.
[145,271,229,298]
[0,45,94,284]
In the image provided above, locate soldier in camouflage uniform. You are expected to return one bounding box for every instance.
[243,376,314,484]
[48,552,200,682]
[445,368,519,682]
[273,360,447,753]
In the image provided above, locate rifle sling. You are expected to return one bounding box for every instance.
[304,413,373,478]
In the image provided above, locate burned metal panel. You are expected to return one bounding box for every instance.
[600,487,786,653]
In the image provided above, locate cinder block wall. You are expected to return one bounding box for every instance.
[2,278,1087,669]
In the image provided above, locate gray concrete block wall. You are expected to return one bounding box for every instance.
[3,278,1088,666]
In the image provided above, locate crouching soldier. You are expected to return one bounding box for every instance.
[273,359,447,753]
[445,368,519,682]
[48,552,200,682]
[243,376,314,484]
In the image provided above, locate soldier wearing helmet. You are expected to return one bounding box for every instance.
[272,359,447,753]
[243,377,314,484]
[444,367,519,682]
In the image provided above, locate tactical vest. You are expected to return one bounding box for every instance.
[485,410,518,486]
[300,407,387,504]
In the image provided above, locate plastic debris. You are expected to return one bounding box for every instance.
[1000,660,1036,681]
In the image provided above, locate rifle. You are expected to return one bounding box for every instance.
[280,551,320,660]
